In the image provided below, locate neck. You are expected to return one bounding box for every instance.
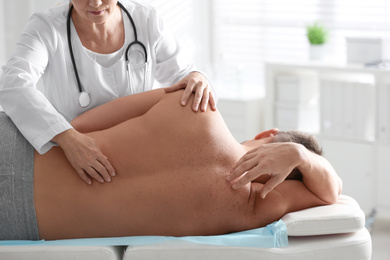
[71,5,124,53]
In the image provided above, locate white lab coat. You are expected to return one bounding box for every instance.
[0,0,194,154]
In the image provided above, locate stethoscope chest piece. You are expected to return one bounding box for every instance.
[79,92,91,108]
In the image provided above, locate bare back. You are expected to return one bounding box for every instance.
[34,91,255,240]
[34,90,328,240]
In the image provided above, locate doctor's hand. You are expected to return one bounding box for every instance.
[52,129,116,185]
[227,142,303,199]
[164,71,217,112]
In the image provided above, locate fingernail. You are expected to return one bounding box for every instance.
[181,100,186,106]
[111,171,116,177]
[226,175,231,181]
[100,179,104,183]
[232,184,238,190]
[87,180,92,185]
[107,177,111,182]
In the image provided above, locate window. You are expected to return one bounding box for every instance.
[211,0,390,96]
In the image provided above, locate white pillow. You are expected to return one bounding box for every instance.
[282,195,365,236]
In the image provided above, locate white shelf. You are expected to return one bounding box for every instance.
[265,60,390,215]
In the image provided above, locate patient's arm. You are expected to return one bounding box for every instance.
[296,147,342,203]
[250,168,302,184]
[71,89,166,133]
[230,142,342,204]
[248,152,342,227]
[250,178,331,228]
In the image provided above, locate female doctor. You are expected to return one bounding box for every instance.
[0,0,216,185]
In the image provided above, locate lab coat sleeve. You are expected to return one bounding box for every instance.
[0,13,72,154]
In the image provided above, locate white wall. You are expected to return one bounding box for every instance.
[2,1,33,63]
[0,0,63,111]
[0,1,5,68]
[0,0,57,70]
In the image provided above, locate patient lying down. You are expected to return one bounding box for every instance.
[20,89,343,240]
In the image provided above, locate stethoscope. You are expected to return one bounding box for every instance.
[67,1,148,108]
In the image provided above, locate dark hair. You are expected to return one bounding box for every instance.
[270,130,323,180]
[272,130,323,156]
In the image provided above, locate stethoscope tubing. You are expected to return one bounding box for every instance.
[67,5,83,94]
[67,1,148,107]
[117,1,148,63]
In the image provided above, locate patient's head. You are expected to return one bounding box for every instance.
[270,130,323,180]
[243,129,323,156]
[242,128,323,155]
[242,129,323,180]
[271,130,323,156]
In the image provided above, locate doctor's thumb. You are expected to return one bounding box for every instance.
[164,81,186,93]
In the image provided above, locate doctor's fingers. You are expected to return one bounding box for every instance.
[228,152,258,180]
[164,80,186,93]
[82,164,108,184]
[73,154,115,184]
[231,165,267,190]
[178,81,198,109]
[96,152,116,178]
[90,154,116,182]
[228,160,261,189]
[76,169,93,185]
[199,89,210,112]
[208,92,217,111]
[200,88,217,112]
[192,83,211,112]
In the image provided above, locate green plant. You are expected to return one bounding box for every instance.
[306,22,328,45]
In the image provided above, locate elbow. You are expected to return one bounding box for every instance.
[324,192,339,205]
[319,192,338,206]
[323,177,343,205]
[337,176,343,198]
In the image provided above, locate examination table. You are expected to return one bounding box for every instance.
[0,195,371,260]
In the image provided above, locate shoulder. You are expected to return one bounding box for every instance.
[119,1,166,42]
[28,3,68,28]
[23,3,68,44]
[119,0,158,17]
[119,0,163,31]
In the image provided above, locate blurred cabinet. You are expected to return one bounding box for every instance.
[274,74,319,132]
[376,145,390,213]
[321,139,375,212]
[264,61,390,215]
[320,79,375,140]
[218,96,263,143]
[377,77,390,141]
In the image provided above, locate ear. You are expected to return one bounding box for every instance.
[254,129,279,140]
